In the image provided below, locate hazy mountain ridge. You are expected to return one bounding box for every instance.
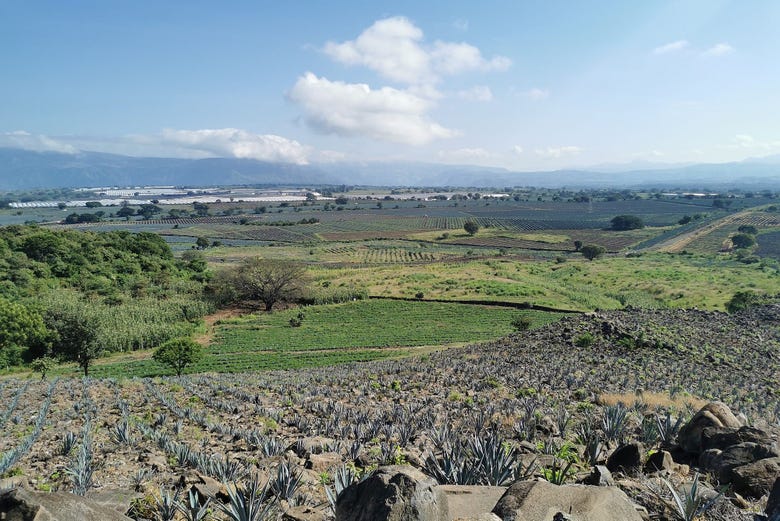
[1,147,779,190]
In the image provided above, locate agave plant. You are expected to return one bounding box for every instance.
[176,488,211,521]
[661,473,721,521]
[155,487,180,521]
[271,461,304,501]
[215,476,276,521]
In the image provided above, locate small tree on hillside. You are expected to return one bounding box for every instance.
[464,220,480,236]
[573,240,583,251]
[31,356,56,380]
[580,244,606,261]
[610,215,644,231]
[153,338,203,376]
[46,307,102,377]
[730,233,756,249]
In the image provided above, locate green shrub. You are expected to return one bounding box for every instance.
[574,332,595,347]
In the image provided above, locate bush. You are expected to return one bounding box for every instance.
[725,291,765,313]
[511,316,533,332]
[730,233,755,249]
[610,215,644,231]
[737,224,758,235]
[152,338,203,376]
[580,244,606,261]
[574,332,595,347]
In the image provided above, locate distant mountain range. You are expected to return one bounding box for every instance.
[1,147,779,190]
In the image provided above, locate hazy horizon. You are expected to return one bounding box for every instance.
[2,1,779,175]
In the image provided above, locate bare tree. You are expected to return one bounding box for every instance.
[213,258,307,311]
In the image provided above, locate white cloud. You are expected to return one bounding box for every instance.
[521,88,549,101]
[513,145,524,155]
[316,150,348,162]
[730,134,780,151]
[430,41,511,76]
[1,130,79,154]
[703,43,734,56]
[160,128,310,164]
[322,16,510,85]
[535,146,583,159]
[652,40,689,55]
[288,72,457,145]
[456,85,493,101]
[438,147,491,162]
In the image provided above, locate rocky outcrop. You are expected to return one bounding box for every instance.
[335,465,440,521]
[677,402,742,454]
[676,402,780,499]
[730,456,780,498]
[0,487,133,521]
[491,480,644,521]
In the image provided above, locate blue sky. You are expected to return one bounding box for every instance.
[1,1,778,170]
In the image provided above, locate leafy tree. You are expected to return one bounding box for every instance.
[464,220,480,236]
[737,224,758,235]
[153,337,202,376]
[139,204,162,219]
[116,206,135,220]
[195,237,210,250]
[610,215,644,231]
[730,233,755,249]
[0,298,47,364]
[580,244,606,261]
[334,196,349,205]
[573,240,583,251]
[193,202,210,216]
[46,305,103,377]
[211,258,307,311]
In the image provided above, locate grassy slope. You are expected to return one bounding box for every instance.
[310,253,780,311]
[79,300,562,378]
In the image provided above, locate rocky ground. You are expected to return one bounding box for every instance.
[0,303,779,520]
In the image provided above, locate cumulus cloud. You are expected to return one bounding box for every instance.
[535,146,583,159]
[322,16,510,85]
[703,43,734,56]
[513,145,524,155]
[456,85,493,101]
[1,130,79,154]
[652,40,689,55]
[288,73,457,145]
[160,128,310,164]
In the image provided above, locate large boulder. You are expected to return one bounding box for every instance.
[606,442,644,474]
[730,456,780,498]
[677,402,742,454]
[491,480,644,521]
[336,465,441,521]
[0,488,133,521]
[700,442,780,484]
[767,476,780,518]
[701,425,774,452]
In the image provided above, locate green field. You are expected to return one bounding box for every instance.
[79,300,563,378]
